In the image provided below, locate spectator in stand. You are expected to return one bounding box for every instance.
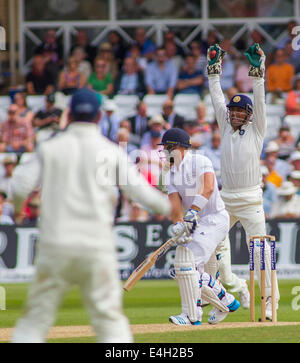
[182,119,203,149]
[71,46,92,80]
[263,140,291,183]
[42,48,60,85]
[0,104,34,154]
[13,92,34,127]
[97,42,119,79]
[163,30,185,57]
[145,47,178,99]
[116,127,138,155]
[201,29,220,53]
[195,101,212,146]
[161,99,185,129]
[219,39,236,91]
[99,100,121,142]
[126,44,148,72]
[278,20,300,70]
[58,56,86,96]
[273,124,295,160]
[289,150,300,172]
[141,114,166,149]
[35,29,63,68]
[284,40,300,75]
[261,165,278,218]
[285,74,300,115]
[71,30,97,66]
[202,131,222,189]
[133,27,156,62]
[87,58,114,96]
[22,195,40,226]
[128,101,150,147]
[176,54,205,96]
[266,48,295,93]
[26,54,55,96]
[235,56,253,93]
[270,181,300,219]
[108,30,128,71]
[0,155,17,202]
[264,153,283,189]
[189,41,207,74]
[140,129,163,184]
[165,41,184,73]
[114,57,146,98]
[0,190,14,225]
[289,170,300,196]
[33,93,62,144]
[118,202,149,222]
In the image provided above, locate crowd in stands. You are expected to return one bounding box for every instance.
[1,22,300,224]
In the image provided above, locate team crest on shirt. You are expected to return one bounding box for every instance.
[233,96,241,103]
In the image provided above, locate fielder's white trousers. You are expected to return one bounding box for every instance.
[11,245,133,343]
[220,188,280,300]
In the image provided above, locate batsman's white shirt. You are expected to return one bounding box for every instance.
[166,151,225,216]
[165,151,229,271]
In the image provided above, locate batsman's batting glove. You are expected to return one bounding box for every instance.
[206,44,227,76]
[171,222,193,245]
[245,43,266,78]
[183,208,200,234]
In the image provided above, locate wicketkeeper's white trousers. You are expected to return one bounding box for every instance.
[11,245,133,343]
[219,189,280,300]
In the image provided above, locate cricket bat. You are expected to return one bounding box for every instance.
[123,237,176,292]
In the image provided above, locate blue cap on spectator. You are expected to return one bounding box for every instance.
[70,88,102,121]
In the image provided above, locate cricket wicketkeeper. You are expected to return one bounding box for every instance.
[207,43,280,320]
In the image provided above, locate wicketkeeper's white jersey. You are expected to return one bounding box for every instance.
[12,122,171,250]
[208,75,267,192]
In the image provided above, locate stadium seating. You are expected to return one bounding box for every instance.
[27,96,46,113]
[283,115,300,140]
[143,94,169,117]
[114,95,140,119]
[174,94,200,120]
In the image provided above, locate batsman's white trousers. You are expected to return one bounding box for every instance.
[186,210,230,274]
[220,188,279,300]
[11,245,133,343]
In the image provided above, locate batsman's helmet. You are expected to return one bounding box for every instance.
[227,94,253,114]
[158,128,192,149]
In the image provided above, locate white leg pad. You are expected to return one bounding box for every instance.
[200,272,231,313]
[175,246,200,322]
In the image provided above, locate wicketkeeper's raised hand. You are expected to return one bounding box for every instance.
[206,44,227,76]
[245,43,266,78]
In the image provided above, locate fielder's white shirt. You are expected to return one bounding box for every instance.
[165,150,225,217]
[208,75,266,192]
[11,122,171,250]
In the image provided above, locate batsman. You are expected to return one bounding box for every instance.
[159,128,240,325]
[207,43,280,320]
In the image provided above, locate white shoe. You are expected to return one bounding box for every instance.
[265,297,278,321]
[239,283,250,309]
[169,312,202,326]
[208,299,240,325]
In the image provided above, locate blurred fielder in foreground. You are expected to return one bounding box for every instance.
[160,128,240,325]
[207,43,279,320]
[10,88,171,343]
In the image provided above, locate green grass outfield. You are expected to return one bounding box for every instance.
[0,279,300,343]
